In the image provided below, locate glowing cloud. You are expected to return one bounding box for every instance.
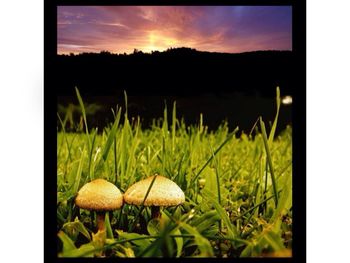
[57,6,292,54]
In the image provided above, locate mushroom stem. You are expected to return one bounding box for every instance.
[95,212,107,257]
[96,212,106,232]
[151,206,161,219]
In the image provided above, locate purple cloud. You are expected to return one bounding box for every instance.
[57,6,292,54]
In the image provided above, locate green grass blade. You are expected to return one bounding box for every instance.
[87,128,97,181]
[191,210,221,233]
[178,221,214,257]
[268,86,281,145]
[202,189,238,239]
[209,143,222,232]
[57,113,72,161]
[260,117,278,208]
[101,107,121,162]
[270,168,292,228]
[116,231,153,247]
[60,243,95,258]
[209,144,221,206]
[162,101,168,135]
[263,231,285,251]
[72,146,86,194]
[124,122,140,187]
[124,90,128,118]
[58,230,76,253]
[113,137,118,185]
[105,212,114,239]
[75,87,91,149]
[172,101,176,153]
[191,126,239,186]
[62,217,91,241]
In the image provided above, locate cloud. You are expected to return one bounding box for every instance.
[57,6,292,54]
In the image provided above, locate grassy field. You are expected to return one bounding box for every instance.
[57,88,292,258]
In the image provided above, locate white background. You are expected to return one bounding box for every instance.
[0,0,349,262]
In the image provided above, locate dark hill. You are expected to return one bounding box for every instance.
[55,48,294,97]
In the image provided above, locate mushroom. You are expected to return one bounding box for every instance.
[75,178,123,233]
[124,175,185,219]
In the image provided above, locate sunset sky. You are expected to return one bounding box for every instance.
[57,6,292,54]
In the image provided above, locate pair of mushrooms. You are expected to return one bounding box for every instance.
[75,175,185,234]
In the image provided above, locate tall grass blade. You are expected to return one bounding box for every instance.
[73,146,85,194]
[260,117,278,207]
[87,128,97,181]
[57,113,69,159]
[125,118,140,186]
[209,143,222,232]
[124,90,128,118]
[162,101,168,135]
[172,101,176,153]
[268,86,281,145]
[75,87,91,149]
[101,108,121,161]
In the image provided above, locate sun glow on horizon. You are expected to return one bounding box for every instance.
[136,31,182,53]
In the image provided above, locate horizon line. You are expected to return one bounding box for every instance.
[57,47,292,56]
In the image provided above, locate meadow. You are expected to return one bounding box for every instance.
[57,87,292,257]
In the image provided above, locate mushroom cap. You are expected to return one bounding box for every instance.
[75,179,123,211]
[124,175,185,206]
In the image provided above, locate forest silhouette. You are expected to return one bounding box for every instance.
[56,47,293,96]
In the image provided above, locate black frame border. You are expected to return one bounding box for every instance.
[45,1,306,262]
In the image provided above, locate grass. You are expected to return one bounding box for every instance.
[57,87,292,258]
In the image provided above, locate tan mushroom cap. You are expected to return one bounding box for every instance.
[124,175,185,206]
[75,179,123,211]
